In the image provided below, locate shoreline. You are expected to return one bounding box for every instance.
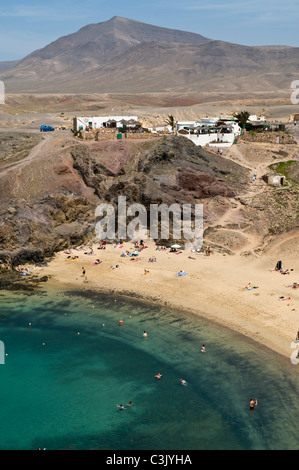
[29,238,299,361]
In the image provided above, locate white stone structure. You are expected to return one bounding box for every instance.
[73,116,139,132]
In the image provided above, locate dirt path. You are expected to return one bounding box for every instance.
[0,132,52,175]
[205,134,299,255]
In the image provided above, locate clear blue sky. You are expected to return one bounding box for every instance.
[1,0,299,60]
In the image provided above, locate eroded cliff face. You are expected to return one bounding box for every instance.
[0,133,249,268]
[1,131,297,270]
[76,136,248,206]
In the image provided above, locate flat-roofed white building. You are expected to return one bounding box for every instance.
[176,117,241,147]
[248,115,266,122]
[73,116,139,132]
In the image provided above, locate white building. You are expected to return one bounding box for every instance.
[180,132,236,148]
[145,124,172,133]
[248,115,266,122]
[73,116,139,132]
[176,121,200,131]
[176,117,241,147]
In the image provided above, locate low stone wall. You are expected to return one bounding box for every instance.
[75,131,160,141]
[239,131,296,144]
[180,132,235,147]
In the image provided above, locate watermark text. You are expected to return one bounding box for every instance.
[95,196,203,251]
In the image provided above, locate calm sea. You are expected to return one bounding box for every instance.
[0,285,298,450]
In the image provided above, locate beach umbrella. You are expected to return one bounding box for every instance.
[171,244,181,249]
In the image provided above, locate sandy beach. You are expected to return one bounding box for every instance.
[35,234,299,361]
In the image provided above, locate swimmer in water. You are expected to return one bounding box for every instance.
[201,345,206,353]
[143,331,147,338]
[180,379,187,385]
[249,398,258,410]
[119,319,123,326]
[127,401,133,407]
[117,404,125,410]
[155,373,163,379]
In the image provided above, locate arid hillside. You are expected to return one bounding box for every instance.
[0,125,298,271]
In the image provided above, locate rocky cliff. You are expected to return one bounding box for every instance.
[0,133,249,269]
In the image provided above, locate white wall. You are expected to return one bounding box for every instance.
[75,116,138,131]
[179,132,236,147]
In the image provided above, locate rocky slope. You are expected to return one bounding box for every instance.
[0,132,249,268]
[0,129,298,272]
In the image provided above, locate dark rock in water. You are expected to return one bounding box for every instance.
[0,270,49,291]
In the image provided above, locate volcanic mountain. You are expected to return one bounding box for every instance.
[1,16,299,94]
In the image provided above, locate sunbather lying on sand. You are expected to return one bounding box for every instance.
[176,270,187,277]
[16,265,31,274]
[245,283,259,290]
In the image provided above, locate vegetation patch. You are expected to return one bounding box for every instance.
[269,160,299,186]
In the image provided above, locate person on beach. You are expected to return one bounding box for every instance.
[249,398,258,410]
[82,267,86,277]
[176,270,186,276]
[245,283,258,290]
[275,261,282,271]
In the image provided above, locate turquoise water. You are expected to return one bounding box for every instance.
[0,286,299,450]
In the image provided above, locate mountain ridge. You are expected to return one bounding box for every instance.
[0,16,298,94]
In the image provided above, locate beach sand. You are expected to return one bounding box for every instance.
[38,236,299,361]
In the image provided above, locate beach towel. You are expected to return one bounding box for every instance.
[176,272,188,277]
